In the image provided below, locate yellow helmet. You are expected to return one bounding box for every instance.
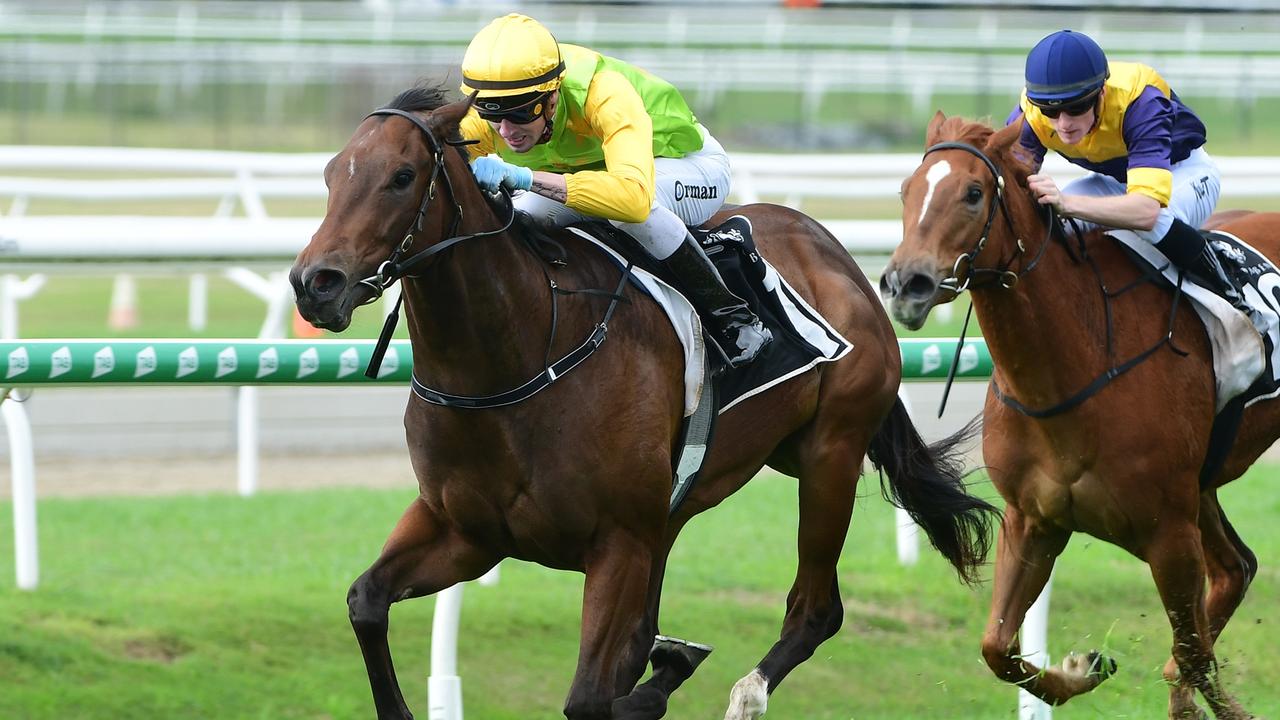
[460,14,565,99]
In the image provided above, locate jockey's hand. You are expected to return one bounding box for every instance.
[470,154,533,193]
[1027,173,1065,214]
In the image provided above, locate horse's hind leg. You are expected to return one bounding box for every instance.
[980,506,1111,704]
[348,497,497,720]
[1159,496,1256,720]
[723,433,866,720]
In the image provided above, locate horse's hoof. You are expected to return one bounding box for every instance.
[724,668,768,720]
[651,635,713,677]
[1062,650,1117,686]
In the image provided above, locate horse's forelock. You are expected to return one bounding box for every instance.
[385,81,453,113]
[931,116,994,148]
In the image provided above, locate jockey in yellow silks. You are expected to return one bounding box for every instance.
[458,13,770,368]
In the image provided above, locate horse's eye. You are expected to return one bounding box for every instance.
[966,185,983,204]
[393,169,415,189]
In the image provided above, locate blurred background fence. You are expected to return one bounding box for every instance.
[2,1,1279,152]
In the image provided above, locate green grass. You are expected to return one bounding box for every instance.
[16,275,390,340]
[0,468,1277,719]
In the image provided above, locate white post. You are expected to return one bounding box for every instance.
[236,386,259,497]
[3,396,38,590]
[1018,578,1054,720]
[1,276,17,339]
[428,583,465,720]
[188,273,208,332]
[893,386,920,565]
[107,274,139,330]
[2,274,48,339]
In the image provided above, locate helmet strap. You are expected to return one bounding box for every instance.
[537,91,558,145]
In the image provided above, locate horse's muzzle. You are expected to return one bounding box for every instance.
[290,265,355,331]
[880,263,942,331]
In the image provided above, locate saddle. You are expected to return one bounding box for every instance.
[522,214,852,512]
[555,215,851,409]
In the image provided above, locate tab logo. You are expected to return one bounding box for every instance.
[135,347,157,378]
[297,347,319,379]
[6,347,29,379]
[921,344,941,375]
[92,347,115,378]
[256,348,279,379]
[338,347,360,378]
[176,347,199,378]
[50,346,72,379]
[378,347,399,378]
[216,347,238,378]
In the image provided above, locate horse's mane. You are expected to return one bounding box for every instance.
[385,81,453,113]
[377,80,474,166]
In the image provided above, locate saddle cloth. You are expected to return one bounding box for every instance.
[567,215,852,417]
[1109,228,1280,411]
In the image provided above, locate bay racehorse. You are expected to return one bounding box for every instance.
[289,85,997,720]
[881,111,1279,719]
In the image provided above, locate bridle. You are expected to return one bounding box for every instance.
[919,141,1055,415]
[356,108,515,298]
[918,141,1184,419]
[350,107,629,407]
[922,141,1054,293]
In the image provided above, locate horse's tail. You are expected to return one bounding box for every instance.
[867,398,998,585]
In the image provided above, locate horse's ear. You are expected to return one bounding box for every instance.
[925,111,948,145]
[985,120,1022,158]
[431,93,476,130]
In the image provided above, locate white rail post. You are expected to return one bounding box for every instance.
[107,273,139,330]
[427,565,499,720]
[3,394,38,590]
[428,583,465,720]
[235,386,259,497]
[892,376,919,566]
[1018,577,1054,720]
[188,273,208,332]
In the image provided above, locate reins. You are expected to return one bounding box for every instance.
[359,107,631,408]
[923,141,1186,419]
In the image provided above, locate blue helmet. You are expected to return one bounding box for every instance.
[1024,30,1109,107]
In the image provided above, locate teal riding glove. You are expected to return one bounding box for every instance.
[470,154,534,193]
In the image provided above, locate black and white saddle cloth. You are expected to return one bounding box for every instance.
[567,215,853,416]
[1109,228,1280,410]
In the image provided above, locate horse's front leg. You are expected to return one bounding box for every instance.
[563,529,657,720]
[349,496,498,720]
[611,530,714,720]
[980,504,1110,704]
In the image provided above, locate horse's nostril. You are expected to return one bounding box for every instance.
[904,272,938,300]
[878,271,895,299]
[308,268,347,300]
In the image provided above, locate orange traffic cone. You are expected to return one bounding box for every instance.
[292,308,325,338]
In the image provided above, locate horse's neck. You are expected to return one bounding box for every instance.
[971,220,1111,408]
[400,189,553,388]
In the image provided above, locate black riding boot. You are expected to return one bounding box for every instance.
[662,232,772,367]
[1157,218,1265,333]
[1157,218,1249,311]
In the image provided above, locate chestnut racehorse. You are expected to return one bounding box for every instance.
[289,86,997,720]
[882,112,1279,719]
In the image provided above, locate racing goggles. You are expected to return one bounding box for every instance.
[475,92,547,125]
[1035,90,1100,119]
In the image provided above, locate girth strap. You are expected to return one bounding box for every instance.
[410,264,632,409]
